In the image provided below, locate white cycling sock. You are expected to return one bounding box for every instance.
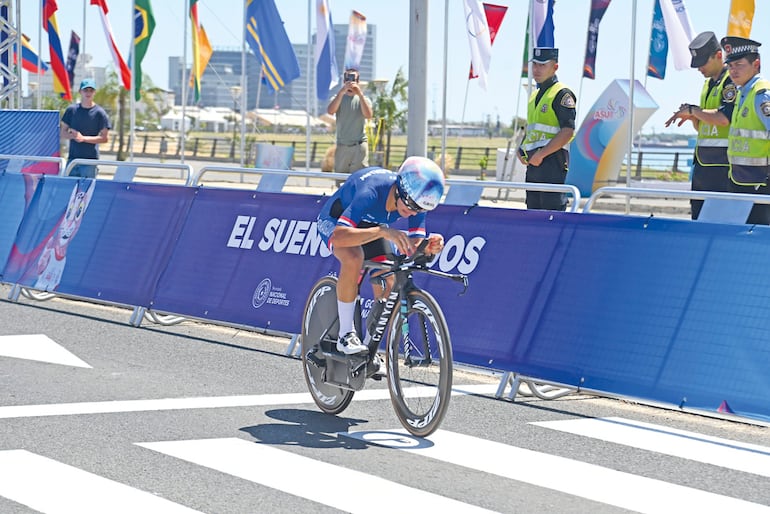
[337,299,357,337]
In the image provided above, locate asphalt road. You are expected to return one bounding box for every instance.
[1,284,768,514]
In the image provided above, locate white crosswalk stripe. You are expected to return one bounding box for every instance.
[0,449,201,514]
[341,428,770,514]
[137,437,497,514]
[532,416,770,477]
[0,416,768,513]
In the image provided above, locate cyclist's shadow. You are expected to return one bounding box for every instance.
[240,408,371,450]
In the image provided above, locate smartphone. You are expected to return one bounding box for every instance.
[344,72,356,83]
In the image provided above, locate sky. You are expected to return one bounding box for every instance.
[17,0,770,135]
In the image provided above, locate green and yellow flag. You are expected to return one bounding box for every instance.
[133,0,156,100]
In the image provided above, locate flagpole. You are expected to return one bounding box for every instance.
[82,0,86,65]
[239,0,246,167]
[305,0,312,171]
[625,0,638,214]
[15,0,21,108]
[37,1,43,108]
[440,0,448,172]
[180,0,188,164]
[130,0,136,161]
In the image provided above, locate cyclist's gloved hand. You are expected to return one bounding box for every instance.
[425,233,444,257]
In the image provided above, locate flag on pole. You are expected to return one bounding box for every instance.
[727,0,754,38]
[659,0,694,71]
[189,0,204,103]
[531,0,555,47]
[188,24,212,91]
[42,1,72,101]
[647,0,668,79]
[469,3,507,82]
[463,0,492,90]
[14,33,49,74]
[90,0,131,90]
[65,31,80,88]
[583,0,612,79]
[315,0,338,100]
[133,0,155,101]
[343,10,367,71]
[521,0,555,78]
[245,0,301,94]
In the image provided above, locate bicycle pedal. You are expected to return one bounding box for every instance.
[306,350,326,368]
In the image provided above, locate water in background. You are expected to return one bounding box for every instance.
[627,144,695,173]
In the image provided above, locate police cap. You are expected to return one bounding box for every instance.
[721,36,761,63]
[531,47,558,64]
[689,31,720,68]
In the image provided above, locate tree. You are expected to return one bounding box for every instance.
[366,67,408,169]
[93,70,167,160]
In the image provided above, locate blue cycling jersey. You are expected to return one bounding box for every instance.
[317,167,427,248]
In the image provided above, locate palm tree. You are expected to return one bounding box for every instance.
[94,70,166,160]
[366,67,408,169]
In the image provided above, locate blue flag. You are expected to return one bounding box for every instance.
[245,0,300,93]
[647,0,668,79]
[315,0,338,101]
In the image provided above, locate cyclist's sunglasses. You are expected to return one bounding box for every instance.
[397,187,426,213]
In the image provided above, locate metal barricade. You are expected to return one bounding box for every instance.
[0,153,66,175]
[584,186,770,224]
[65,158,193,184]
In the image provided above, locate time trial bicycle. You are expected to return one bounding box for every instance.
[301,240,468,437]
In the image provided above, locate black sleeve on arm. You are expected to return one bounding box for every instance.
[552,89,577,130]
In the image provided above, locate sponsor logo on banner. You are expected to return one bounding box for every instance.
[227,216,487,274]
[593,99,626,120]
[252,277,292,309]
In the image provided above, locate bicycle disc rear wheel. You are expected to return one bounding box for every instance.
[301,276,354,414]
[386,289,452,437]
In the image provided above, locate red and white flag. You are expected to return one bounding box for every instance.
[90,0,131,89]
[469,3,507,82]
[463,0,493,90]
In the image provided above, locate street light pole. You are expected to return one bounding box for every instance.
[230,85,241,162]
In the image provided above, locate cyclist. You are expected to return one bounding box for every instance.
[316,156,446,355]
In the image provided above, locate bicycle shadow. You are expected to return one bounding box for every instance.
[239,408,372,450]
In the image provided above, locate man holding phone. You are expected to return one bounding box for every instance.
[327,68,373,175]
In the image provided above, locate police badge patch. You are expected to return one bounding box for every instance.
[761,101,770,117]
[722,84,737,103]
[561,94,576,108]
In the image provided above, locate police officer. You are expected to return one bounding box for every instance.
[665,31,735,220]
[517,47,576,211]
[721,36,770,224]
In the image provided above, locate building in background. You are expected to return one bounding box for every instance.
[24,53,106,105]
[168,23,376,113]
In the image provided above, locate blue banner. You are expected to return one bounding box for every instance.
[647,0,668,79]
[151,190,333,329]
[3,176,196,306]
[1,179,770,423]
[0,110,61,174]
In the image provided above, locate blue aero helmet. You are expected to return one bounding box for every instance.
[395,156,445,211]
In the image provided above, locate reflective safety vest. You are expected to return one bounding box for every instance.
[728,78,770,186]
[521,82,573,154]
[695,71,732,166]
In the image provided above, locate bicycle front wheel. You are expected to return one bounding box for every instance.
[301,276,354,415]
[386,289,453,437]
